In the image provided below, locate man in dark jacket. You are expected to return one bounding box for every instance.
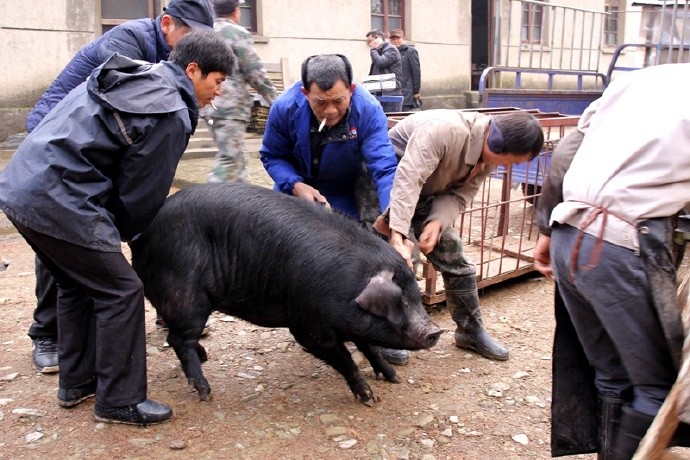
[388,29,421,111]
[0,30,234,426]
[23,0,213,375]
[366,29,403,112]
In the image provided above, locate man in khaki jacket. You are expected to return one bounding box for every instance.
[375,109,544,361]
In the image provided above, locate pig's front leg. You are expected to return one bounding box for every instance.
[352,340,400,383]
[296,337,375,405]
[167,331,212,401]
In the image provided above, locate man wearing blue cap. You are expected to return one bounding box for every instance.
[23,0,214,376]
[374,109,544,362]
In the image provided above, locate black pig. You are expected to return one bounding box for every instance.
[131,183,443,405]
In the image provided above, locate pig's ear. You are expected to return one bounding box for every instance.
[355,271,404,326]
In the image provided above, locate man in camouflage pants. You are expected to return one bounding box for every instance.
[205,0,277,182]
[374,109,545,362]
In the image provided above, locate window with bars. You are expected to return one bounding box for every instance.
[604,0,622,46]
[100,0,154,34]
[371,0,404,34]
[238,0,257,33]
[521,3,544,44]
[99,0,258,35]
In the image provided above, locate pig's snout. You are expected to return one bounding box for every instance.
[424,327,446,348]
[408,323,446,349]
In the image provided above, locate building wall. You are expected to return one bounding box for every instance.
[0,0,97,138]
[251,0,470,109]
[0,0,471,140]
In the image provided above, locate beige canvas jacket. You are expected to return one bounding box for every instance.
[551,63,690,251]
[386,110,491,235]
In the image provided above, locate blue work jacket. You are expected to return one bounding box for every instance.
[26,17,169,132]
[260,81,397,219]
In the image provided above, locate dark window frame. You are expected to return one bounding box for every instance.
[521,3,545,45]
[604,0,622,47]
[371,0,405,36]
[99,0,155,35]
[239,0,258,33]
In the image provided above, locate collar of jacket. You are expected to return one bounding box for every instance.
[153,16,172,62]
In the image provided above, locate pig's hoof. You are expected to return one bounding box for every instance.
[187,378,212,401]
[354,384,375,405]
[357,390,375,406]
[375,370,400,384]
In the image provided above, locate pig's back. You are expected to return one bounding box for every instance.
[132,183,407,317]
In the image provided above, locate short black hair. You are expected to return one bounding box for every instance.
[490,112,544,160]
[169,16,187,28]
[366,29,385,39]
[301,54,353,91]
[169,30,235,77]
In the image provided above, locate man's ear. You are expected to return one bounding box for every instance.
[185,62,200,80]
[350,83,356,92]
[300,87,309,96]
[160,14,173,33]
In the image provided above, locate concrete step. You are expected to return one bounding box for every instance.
[182,147,218,160]
[186,136,216,150]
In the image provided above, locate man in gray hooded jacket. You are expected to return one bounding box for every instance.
[0,30,234,426]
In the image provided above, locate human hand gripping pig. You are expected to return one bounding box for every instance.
[292,181,330,208]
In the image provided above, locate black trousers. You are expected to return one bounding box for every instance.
[11,220,147,407]
[27,256,59,340]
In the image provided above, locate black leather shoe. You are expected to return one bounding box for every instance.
[378,348,410,366]
[58,381,97,408]
[94,399,172,426]
[32,337,59,373]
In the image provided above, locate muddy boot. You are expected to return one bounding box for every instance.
[442,273,509,361]
[612,406,654,460]
[597,395,623,460]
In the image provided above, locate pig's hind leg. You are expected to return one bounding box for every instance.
[296,337,376,405]
[352,340,400,384]
[166,321,213,401]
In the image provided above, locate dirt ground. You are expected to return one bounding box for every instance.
[0,140,688,460]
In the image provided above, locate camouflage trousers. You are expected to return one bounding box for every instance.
[410,197,476,276]
[207,117,249,183]
[355,164,475,276]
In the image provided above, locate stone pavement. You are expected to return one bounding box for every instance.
[0,121,272,236]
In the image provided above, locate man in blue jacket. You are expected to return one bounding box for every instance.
[0,30,234,425]
[260,54,408,365]
[24,0,213,375]
[261,54,397,222]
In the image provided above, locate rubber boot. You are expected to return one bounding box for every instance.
[612,406,654,460]
[597,395,623,459]
[442,273,509,361]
